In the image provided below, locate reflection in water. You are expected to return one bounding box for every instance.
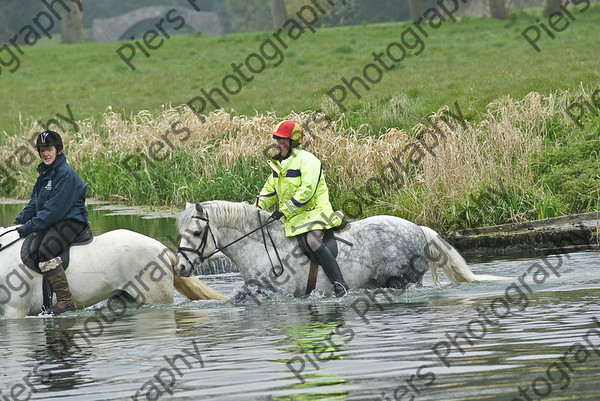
[274,304,351,399]
[27,318,95,392]
[87,204,180,247]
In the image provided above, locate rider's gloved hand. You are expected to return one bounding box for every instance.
[270,210,284,220]
[17,225,28,238]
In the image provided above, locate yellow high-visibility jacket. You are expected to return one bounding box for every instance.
[257,147,343,237]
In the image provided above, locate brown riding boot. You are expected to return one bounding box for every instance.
[39,257,76,315]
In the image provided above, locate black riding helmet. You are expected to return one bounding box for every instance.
[35,130,63,152]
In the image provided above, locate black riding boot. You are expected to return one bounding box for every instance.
[313,244,349,297]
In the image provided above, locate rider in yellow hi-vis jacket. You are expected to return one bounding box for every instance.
[256,120,349,297]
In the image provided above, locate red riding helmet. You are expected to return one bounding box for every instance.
[271,120,303,144]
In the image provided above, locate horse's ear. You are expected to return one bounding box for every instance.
[195,202,204,216]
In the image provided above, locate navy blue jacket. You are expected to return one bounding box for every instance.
[15,153,88,237]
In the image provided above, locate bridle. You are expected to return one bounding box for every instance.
[177,214,218,266]
[176,211,282,275]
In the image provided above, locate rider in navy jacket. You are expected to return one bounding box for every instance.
[15,152,88,237]
[14,130,88,315]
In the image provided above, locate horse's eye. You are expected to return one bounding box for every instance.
[193,230,202,237]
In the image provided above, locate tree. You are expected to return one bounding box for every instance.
[225,0,271,33]
[270,0,288,28]
[489,0,507,19]
[545,0,562,16]
[0,0,39,42]
[408,0,423,22]
[61,0,84,43]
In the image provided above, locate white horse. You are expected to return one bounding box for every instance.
[175,201,504,298]
[0,227,227,318]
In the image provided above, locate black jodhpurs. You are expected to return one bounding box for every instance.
[38,220,87,262]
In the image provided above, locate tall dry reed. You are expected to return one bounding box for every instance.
[1,90,574,229]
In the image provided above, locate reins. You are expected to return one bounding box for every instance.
[258,211,284,278]
[0,227,21,253]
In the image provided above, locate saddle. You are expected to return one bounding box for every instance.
[20,224,94,274]
[21,224,93,312]
[297,220,352,295]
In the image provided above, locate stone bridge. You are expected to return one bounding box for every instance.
[92,6,223,42]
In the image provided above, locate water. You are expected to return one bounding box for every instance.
[0,200,180,247]
[1,200,600,400]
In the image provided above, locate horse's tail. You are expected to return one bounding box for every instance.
[419,226,507,284]
[166,251,229,300]
[173,275,229,300]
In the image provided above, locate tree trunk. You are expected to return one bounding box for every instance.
[270,0,288,29]
[545,0,562,16]
[408,0,424,22]
[61,1,84,44]
[490,0,507,20]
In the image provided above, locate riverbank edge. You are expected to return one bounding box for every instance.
[446,211,600,262]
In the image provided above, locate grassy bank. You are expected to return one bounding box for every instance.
[2,87,599,233]
[1,6,599,232]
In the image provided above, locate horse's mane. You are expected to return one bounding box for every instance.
[177,201,271,231]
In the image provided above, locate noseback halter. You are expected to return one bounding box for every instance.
[177,215,217,266]
[176,211,280,271]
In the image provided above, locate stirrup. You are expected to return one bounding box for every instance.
[50,303,76,316]
[38,305,54,317]
[333,282,348,298]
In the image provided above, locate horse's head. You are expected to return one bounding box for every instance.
[176,202,219,277]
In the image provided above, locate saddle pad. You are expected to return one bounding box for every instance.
[20,229,93,274]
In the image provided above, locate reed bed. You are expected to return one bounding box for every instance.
[1,89,595,232]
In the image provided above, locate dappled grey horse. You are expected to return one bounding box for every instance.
[175,201,504,297]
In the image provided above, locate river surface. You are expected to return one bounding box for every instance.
[1,200,599,401]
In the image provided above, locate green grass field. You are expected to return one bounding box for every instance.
[2,5,600,232]
[1,5,599,135]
